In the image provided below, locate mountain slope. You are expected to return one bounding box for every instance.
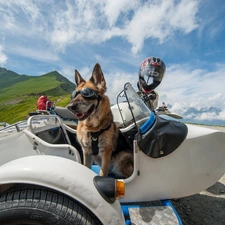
[0,68,31,89]
[0,68,75,123]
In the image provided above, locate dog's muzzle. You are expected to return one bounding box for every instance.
[67,102,96,121]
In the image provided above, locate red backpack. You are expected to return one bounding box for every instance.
[37,95,51,110]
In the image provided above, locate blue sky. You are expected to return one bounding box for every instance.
[0,0,225,122]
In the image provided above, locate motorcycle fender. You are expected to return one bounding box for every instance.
[0,155,125,225]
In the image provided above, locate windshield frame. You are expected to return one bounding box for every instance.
[113,83,153,130]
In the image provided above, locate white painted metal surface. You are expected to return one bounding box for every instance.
[1,119,225,204]
[23,129,81,163]
[121,124,225,202]
[0,155,125,225]
[0,131,37,165]
[0,128,81,166]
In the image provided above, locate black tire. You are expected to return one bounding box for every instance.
[0,185,102,225]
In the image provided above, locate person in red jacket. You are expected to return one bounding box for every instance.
[37,95,53,111]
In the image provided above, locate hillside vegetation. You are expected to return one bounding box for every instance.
[0,68,75,123]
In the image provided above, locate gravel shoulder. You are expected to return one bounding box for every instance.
[171,125,225,225]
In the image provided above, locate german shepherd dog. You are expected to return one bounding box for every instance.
[67,63,133,178]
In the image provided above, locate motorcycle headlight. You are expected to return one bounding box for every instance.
[93,176,125,204]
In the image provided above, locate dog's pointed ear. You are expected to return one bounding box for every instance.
[90,63,107,94]
[75,69,85,86]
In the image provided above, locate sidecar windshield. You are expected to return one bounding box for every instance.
[111,83,154,129]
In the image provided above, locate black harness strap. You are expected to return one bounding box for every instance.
[90,122,112,156]
[95,96,102,109]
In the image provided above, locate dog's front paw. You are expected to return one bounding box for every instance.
[100,169,108,177]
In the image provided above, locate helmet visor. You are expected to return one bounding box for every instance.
[139,65,164,81]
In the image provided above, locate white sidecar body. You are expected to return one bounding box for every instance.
[0,83,225,224]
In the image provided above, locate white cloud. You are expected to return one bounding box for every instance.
[0,45,7,65]
[122,0,199,53]
[155,63,225,123]
[0,0,200,54]
[169,0,199,33]
[59,66,76,83]
[59,64,94,85]
[0,1,43,36]
[218,109,225,120]
[6,45,59,62]
[170,102,189,113]
[74,66,93,83]
[103,0,139,27]
[105,72,136,104]
[194,109,225,122]
[157,63,225,109]
[168,98,225,123]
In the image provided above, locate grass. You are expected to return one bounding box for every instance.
[0,70,74,124]
[0,95,71,124]
[0,76,60,104]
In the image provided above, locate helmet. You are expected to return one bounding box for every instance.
[138,56,166,93]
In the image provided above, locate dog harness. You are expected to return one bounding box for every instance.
[90,122,112,156]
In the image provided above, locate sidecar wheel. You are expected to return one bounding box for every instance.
[0,186,102,225]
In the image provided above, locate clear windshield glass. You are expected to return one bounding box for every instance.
[111,83,152,128]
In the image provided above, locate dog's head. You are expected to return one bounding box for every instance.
[67,63,107,121]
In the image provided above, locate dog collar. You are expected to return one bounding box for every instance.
[90,121,112,156]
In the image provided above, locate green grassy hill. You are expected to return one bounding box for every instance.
[0,68,75,124]
[0,68,31,90]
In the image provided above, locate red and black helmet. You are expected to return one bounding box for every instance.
[138,57,166,93]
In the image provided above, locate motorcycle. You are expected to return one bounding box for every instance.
[0,82,225,225]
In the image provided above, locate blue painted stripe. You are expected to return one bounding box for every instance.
[161,200,183,225]
[122,201,182,225]
[91,165,100,175]
[139,112,156,134]
[125,220,131,225]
